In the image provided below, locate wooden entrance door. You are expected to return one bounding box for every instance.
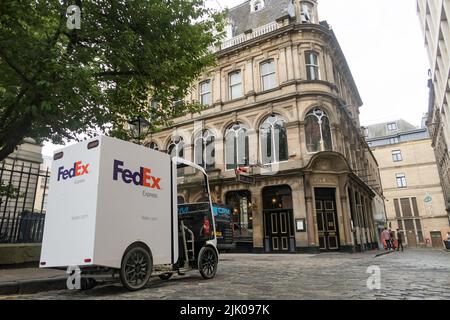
[264,211,293,252]
[430,231,443,248]
[406,230,417,247]
[316,200,339,251]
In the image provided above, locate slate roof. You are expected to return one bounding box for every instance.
[228,0,295,36]
[365,120,418,140]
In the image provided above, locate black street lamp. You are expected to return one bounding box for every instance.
[128,118,150,145]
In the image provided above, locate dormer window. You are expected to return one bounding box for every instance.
[387,122,398,131]
[224,19,234,40]
[301,2,314,23]
[251,0,265,12]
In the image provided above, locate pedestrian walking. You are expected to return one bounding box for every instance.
[389,229,396,250]
[396,229,404,252]
[381,227,391,250]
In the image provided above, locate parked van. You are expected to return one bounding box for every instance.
[179,203,235,252]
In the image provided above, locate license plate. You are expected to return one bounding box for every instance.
[215,231,223,237]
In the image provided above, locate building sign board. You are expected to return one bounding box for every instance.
[236,173,255,185]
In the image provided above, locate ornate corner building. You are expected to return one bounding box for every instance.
[146,0,385,253]
[417,0,450,222]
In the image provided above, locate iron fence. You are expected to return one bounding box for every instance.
[0,160,49,243]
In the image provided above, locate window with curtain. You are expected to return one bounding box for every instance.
[260,114,288,164]
[199,80,212,106]
[260,59,276,91]
[305,51,320,80]
[194,129,215,170]
[305,108,332,153]
[229,71,243,100]
[225,123,249,170]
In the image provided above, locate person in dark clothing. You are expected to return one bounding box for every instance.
[389,229,396,250]
[396,229,404,252]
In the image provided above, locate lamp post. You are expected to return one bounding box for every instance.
[128,118,150,145]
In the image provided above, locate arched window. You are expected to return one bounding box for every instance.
[194,129,215,170]
[260,114,288,164]
[225,123,249,170]
[305,108,332,153]
[146,141,159,151]
[167,136,185,158]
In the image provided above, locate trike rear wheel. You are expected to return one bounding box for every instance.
[198,246,218,279]
[120,244,152,291]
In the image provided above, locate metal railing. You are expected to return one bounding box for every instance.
[0,160,49,243]
[211,21,279,53]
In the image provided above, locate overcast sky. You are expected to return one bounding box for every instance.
[208,0,430,125]
[42,0,430,156]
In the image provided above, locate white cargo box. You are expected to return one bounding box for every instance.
[40,136,178,269]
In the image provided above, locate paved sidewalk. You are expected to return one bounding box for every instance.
[0,266,67,295]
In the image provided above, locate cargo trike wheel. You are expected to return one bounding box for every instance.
[80,278,97,290]
[198,246,218,279]
[120,245,153,291]
[158,273,173,280]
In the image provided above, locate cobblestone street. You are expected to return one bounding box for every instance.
[2,249,450,300]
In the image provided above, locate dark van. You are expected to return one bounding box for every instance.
[212,204,235,251]
[178,203,234,252]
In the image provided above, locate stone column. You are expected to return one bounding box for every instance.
[331,124,339,153]
[215,132,225,172]
[304,172,316,247]
[221,71,227,102]
[250,185,264,249]
[278,47,288,84]
[286,45,294,81]
[248,129,258,166]
[245,59,254,94]
[324,51,334,83]
[292,44,301,80]
[338,175,352,246]
[213,69,222,104]
[298,48,306,80]
[349,185,361,249]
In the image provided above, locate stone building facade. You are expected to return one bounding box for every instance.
[145,0,383,253]
[366,120,450,248]
[417,0,450,219]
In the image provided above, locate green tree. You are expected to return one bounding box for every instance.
[0,181,21,199]
[0,0,225,160]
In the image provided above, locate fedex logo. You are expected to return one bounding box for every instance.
[57,161,90,181]
[113,160,161,190]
